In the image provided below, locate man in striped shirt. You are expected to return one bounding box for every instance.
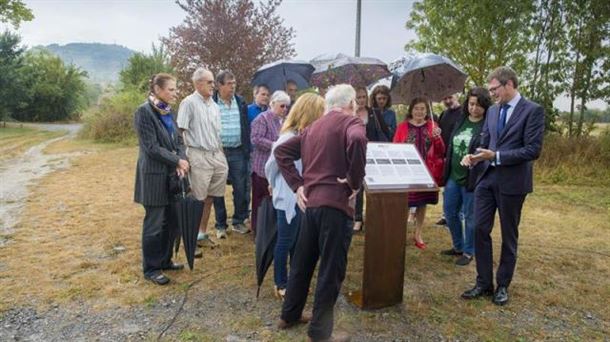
[212,70,252,238]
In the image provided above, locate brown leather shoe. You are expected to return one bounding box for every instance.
[277,312,312,329]
[306,331,351,342]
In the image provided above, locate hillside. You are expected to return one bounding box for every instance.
[36,43,136,83]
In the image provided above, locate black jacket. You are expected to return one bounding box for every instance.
[442,114,484,192]
[133,101,187,206]
[365,107,391,142]
[438,106,462,147]
[213,92,251,155]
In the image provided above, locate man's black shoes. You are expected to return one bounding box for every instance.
[492,286,509,306]
[461,285,494,300]
[145,272,170,286]
[162,262,185,271]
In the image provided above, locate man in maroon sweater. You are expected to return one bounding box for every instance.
[274,84,367,342]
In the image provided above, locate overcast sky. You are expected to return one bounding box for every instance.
[10,0,607,110]
[17,0,415,63]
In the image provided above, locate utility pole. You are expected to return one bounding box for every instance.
[355,0,361,57]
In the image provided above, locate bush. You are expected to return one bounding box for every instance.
[80,89,143,144]
[536,132,610,186]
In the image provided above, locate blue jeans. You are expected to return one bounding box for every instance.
[214,146,250,229]
[274,208,301,288]
[443,178,475,255]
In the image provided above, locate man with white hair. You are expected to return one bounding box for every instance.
[274,84,367,342]
[177,68,228,247]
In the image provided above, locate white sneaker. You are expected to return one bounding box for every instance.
[232,223,251,234]
[216,228,227,239]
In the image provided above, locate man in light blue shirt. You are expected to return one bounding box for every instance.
[212,70,251,238]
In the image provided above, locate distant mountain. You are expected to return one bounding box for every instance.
[35,43,136,83]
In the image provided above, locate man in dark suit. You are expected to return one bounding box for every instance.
[460,66,544,305]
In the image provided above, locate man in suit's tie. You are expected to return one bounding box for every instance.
[460,66,545,305]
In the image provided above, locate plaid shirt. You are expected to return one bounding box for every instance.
[250,110,283,177]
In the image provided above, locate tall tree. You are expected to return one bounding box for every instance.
[525,0,569,131]
[163,0,295,97]
[119,43,174,93]
[0,0,34,28]
[405,0,535,86]
[563,0,609,136]
[0,30,27,121]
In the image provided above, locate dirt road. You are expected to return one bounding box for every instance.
[0,124,82,237]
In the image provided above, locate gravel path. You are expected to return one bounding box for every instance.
[0,124,82,238]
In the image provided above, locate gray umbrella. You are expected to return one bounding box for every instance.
[386,53,467,104]
[251,59,314,93]
[310,53,391,89]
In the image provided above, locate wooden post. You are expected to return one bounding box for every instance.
[350,191,409,309]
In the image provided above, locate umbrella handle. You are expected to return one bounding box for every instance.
[180,176,187,199]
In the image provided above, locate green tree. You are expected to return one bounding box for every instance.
[405,0,535,86]
[0,30,27,121]
[563,0,609,136]
[14,51,88,122]
[0,0,33,28]
[119,43,174,93]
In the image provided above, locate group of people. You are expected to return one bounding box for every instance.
[133,65,544,341]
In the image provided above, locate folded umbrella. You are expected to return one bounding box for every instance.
[172,177,204,270]
[251,59,314,93]
[387,53,467,104]
[310,52,391,89]
[255,196,278,298]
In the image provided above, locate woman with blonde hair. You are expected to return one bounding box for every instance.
[264,93,325,299]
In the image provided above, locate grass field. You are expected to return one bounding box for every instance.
[0,137,608,340]
[0,125,65,162]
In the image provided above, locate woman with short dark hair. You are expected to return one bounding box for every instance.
[134,73,189,285]
[393,97,445,250]
[440,87,491,265]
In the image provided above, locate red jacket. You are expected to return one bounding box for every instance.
[393,119,446,186]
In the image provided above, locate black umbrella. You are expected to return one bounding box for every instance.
[251,59,314,93]
[255,196,277,298]
[172,177,204,270]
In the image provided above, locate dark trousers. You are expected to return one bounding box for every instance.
[214,146,250,228]
[142,205,175,276]
[474,168,526,288]
[251,172,270,235]
[354,188,364,222]
[281,207,353,340]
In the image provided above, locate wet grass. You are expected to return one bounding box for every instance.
[0,125,65,162]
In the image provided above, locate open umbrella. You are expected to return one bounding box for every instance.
[310,53,391,89]
[387,53,467,104]
[255,196,277,298]
[251,59,314,93]
[172,177,204,270]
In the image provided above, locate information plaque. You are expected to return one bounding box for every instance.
[349,142,439,310]
[364,142,437,192]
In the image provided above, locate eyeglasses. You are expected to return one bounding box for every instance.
[200,80,215,85]
[488,83,504,93]
[279,104,288,108]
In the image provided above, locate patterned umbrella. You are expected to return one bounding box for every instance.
[310,53,391,89]
[251,59,314,93]
[386,53,467,104]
